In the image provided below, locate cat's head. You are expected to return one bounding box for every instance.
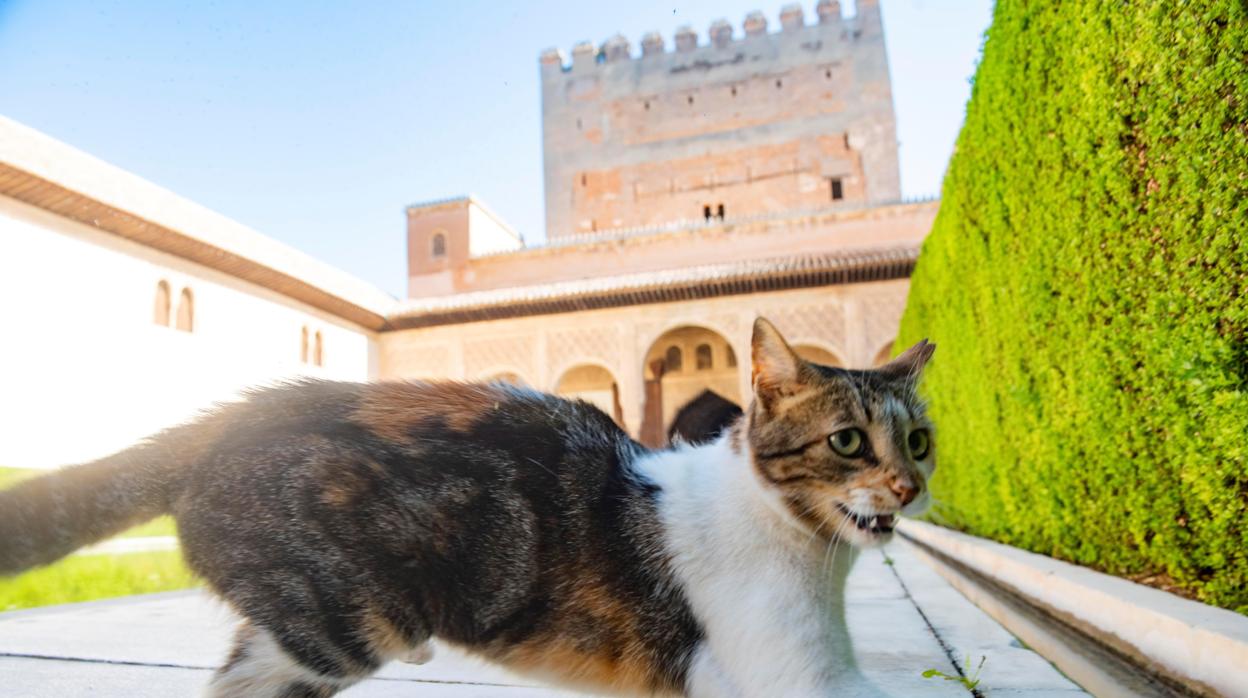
[745,317,935,547]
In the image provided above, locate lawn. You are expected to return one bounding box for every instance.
[0,551,198,612]
[0,466,195,611]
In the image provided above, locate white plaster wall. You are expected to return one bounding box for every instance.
[0,197,378,469]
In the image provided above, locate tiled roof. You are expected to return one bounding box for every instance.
[388,245,918,328]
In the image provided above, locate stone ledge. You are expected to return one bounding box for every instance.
[899,519,1248,698]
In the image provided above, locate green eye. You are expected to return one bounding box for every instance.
[908,429,931,460]
[828,428,866,457]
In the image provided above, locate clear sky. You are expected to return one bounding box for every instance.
[0,0,992,297]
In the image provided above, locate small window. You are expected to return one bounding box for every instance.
[775,78,783,88]
[665,346,683,372]
[703,205,712,222]
[716,204,725,220]
[300,326,309,363]
[687,94,695,105]
[153,280,171,327]
[830,178,844,201]
[313,331,324,367]
[175,287,194,333]
[431,233,447,258]
[730,86,738,97]
[581,173,588,187]
[726,345,737,368]
[644,100,650,111]
[825,68,832,79]
[696,344,713,370]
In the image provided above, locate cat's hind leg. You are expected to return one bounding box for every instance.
[206,622,365,698]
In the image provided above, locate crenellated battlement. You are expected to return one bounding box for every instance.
[538,0,877,72]
[538,0,897,239]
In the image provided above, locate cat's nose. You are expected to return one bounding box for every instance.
[889,476,918,506]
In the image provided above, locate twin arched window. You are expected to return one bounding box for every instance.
[301,326,324,367]
[154,280,193,332]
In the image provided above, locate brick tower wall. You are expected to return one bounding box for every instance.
[539,0,900,239]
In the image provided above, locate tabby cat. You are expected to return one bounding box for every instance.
[0,318,935,697]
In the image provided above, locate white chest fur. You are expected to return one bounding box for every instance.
[638,438,881,698]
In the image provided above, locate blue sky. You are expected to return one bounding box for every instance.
[0,0,992,297]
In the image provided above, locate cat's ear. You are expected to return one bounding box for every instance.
[878,339,936,382]
[751,317,805,402]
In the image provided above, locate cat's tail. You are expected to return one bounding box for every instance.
[0,431,191,576]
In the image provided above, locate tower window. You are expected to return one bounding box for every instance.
[716,204,725,220]
[830,178,845,201]
[696,344,713,370]
[175,287,194,333]
[431,232,447,258]
[703,205,712,222]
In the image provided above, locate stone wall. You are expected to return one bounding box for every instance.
[539,0,899,238]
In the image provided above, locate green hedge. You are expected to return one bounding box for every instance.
[898,1,1248,611]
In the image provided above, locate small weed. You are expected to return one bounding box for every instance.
[922,655,986,692]
[882,553,896,566]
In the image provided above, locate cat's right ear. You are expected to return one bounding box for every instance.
[751,317,805,405]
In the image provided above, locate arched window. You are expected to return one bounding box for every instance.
[431,233,447,258]
[664,346,683,372]
[313,331,324,367]
[716,204,725,220]
[726,344,737,368]
[696,344,713,370]
[153,280,171,327]
[300,326,309,363]
[175,288,194,332]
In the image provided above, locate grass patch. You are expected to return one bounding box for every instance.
[0,466,36,489]
[0,551,198,612]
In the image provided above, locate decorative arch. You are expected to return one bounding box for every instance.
[478,367,531,387]
[554,362,624,426]
[153,280,171,327]
[639,324,742,448]
[792,342,847,368]
[175,287,194,332]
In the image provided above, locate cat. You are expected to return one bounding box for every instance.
[0,318,935,697]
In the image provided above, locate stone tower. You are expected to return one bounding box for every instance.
[539,0,901,239]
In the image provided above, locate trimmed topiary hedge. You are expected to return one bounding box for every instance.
[897,1,1248,611]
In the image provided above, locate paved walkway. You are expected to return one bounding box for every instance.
[0,541,1085,696]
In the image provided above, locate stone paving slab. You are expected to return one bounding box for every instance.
[0,543,1083,696]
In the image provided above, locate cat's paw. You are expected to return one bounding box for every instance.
[399,642,435,665]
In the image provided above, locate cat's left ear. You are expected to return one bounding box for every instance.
[878,339,936,382]
[751,317,806,403]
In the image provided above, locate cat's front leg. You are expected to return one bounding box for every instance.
[685,644,743,698]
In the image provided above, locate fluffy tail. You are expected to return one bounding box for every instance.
[0,436,187,576]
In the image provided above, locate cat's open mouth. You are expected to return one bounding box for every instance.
[836,504,896,536]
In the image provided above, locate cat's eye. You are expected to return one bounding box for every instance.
[828,428,866,458]
[908,429,931,460]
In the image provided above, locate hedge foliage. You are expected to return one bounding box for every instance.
[897,1,1248,611]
